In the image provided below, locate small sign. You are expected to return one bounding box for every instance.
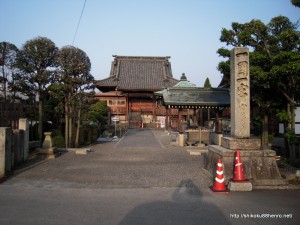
[111,117,120,122]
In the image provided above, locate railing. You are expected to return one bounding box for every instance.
[185,128,212,145]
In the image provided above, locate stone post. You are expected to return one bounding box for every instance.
[0,127,12,178]
[39,132,57,159]
[42,132,54,149]
[230,47,250,138]
[19,118,29,161]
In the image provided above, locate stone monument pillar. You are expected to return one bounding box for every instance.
[230,47,250,138]
[204,47,285,188]
[222,47,260,150]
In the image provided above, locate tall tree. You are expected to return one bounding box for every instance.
[16,37,58,140]
[217,16,300,150]
[0,42,18,102]
[55,46,93,147]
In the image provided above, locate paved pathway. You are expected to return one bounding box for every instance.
[0,129,299,225]
[114,129,163,148]
[5,129,211,188]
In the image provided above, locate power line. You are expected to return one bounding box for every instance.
[72,0,87,46]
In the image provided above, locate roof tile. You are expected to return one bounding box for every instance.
[95,56,178,91]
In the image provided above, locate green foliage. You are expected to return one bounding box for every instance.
[276,110,290,122]
[89,100,109,114]
[219,19,270,52]
[217,15,300,142]
[56,46,93,90]
[47,83,65,114]
[250,66,269,88]
[217,61,230,85]
[79,100,109,138]
[204,77,212,88]
[270,51,300,107]
[3,37,97,147]
[15,37,58,139]
[250,52,272,71]
[216,47,230,58]
[53,135,65,148]
[291,0,300,8]
[87,100,109,125]
[16,37,58,76]
[55,45,94,147]
[285,128,296,143]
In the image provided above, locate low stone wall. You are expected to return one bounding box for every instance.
[0,127,12,178]
[0,119,31,178]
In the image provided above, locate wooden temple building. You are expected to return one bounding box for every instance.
[94,56,178,128]
[155,73,230,131]
[94,55,230,131]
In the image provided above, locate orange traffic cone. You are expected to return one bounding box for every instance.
[211,159,228,192]
[233,150,246,181]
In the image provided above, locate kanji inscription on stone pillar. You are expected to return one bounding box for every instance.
[230,47,250,138]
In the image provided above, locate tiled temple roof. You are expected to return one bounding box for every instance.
[160,88,230,107]
[94,56,179,92]
[155,74,230,107]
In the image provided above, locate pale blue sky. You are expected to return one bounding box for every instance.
[1,0,299,87]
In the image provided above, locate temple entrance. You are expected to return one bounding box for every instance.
[129,99,150,128]
[128,98,159,128]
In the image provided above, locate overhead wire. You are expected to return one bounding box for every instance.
[72,0,87,46]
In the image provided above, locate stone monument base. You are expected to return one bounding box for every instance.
[221,136,261,150]
[228,180,252,191]
[38,147,58,159]
[204,137,287,187]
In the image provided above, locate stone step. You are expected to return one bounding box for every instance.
[252,179,288,186]
[228,181,253,191]
[253,185,300,190]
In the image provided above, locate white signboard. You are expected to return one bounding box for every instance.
[111,117,120,122]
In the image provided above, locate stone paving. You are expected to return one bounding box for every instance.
[1,129,300,225]
[8,129,213,189]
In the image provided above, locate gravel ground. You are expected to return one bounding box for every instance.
[8,129,213,189]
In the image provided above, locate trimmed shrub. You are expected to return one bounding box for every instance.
[53,135,65,148]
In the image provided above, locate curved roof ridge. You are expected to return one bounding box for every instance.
[112,55,171,60]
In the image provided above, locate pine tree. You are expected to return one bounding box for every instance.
[204,77,212,88]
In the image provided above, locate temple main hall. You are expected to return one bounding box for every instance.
[94,55,230,131]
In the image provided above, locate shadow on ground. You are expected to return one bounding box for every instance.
[118,179,230,225]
